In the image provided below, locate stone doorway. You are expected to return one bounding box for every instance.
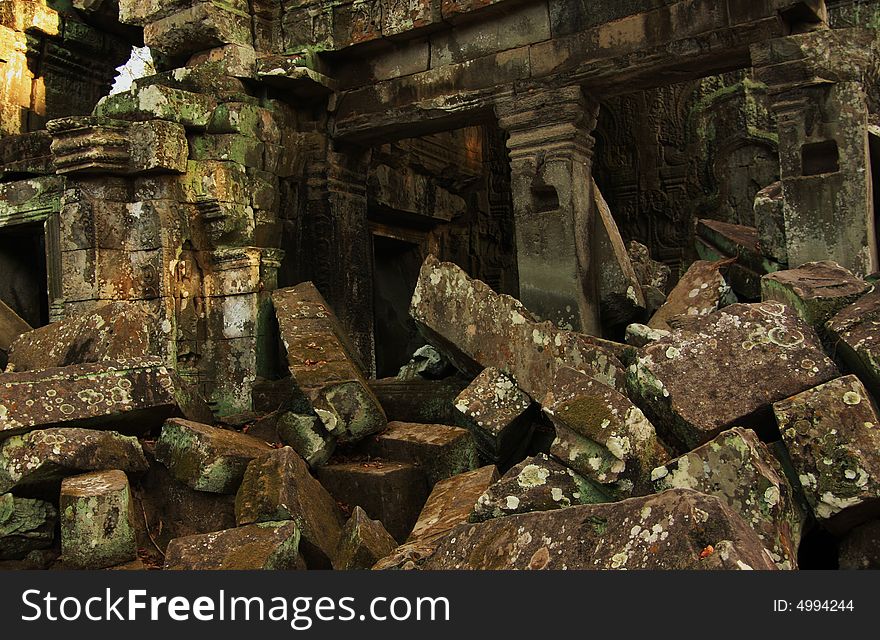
[0,222,49,328]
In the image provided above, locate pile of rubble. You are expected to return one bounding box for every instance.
[2,252,880,571]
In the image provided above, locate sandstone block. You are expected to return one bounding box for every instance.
[163,521,301,570]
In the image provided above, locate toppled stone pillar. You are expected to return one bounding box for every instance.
[272,282,386,445]
[60,470,138,569]
[496,86,601,333]
[752,28,880,275]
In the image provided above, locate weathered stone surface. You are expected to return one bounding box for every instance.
[416,489,777,570]
[453,367,533,461]
[95,85,217,129]
[235,447,344,568]
[754,181,787,264]
[651,427,802,569]
[155,418,272,494]
[410,256,625,401]
[144,3,254,60]
[362,421,478,486]
[133,459,236,559]
[826,288,880,398]
[0,427,147,494]
[163,521,301,570]
[273,283,387,444]
[317,461,428,543]
[838,520,880,569]
[762,261,869,334]
[545,367,667,497]
[648,259,735,331]
[593,179,645,327]
[60,470,137,569]
[408,465,498,542]
[628,302,838,452]
[368,377,470,426]
[8,301,170,371]
[773,375,880,533]
[332,506,398,570]
[624,323,670,348]
[695,219,781,300]
[471,454,608,522]
[397,345,454,380]
[0,299,30,353]
[0,358,186,438]
[275,412,335,467]
[628,240,670,315]
[0,493,56,560]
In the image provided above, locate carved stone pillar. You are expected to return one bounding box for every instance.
[496,86,600,333]
[305,143,375,374]
[753,28,879,275]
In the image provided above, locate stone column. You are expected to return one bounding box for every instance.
[305,143,375,375]
[496,86,600,333]
[753,29,879,276]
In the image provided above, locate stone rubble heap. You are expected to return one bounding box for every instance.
[3,248,880,571]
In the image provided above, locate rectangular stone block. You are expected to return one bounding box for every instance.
[144,2,254,59]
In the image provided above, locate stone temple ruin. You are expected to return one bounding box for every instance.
[2,0,880,570]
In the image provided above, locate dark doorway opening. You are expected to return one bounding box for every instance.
[372,234,425,378]
[0,223,49,328]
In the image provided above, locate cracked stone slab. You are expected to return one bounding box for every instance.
[410,255,626,400]
[471,454,609,522]
[628,302,838,452]
[413,489,778,570]
[0,427,148,494]
[163,521,301,570]
[651,427,803,569]
[773,375,880,534]
[0,357,187,438]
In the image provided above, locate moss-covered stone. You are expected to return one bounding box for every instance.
[332,506,398,570]
[95,84,217,129]
[0,493,56,560]
[0,427,148,494]
[471,454,609,522]
[773,375,880,533]
[60,470,137,569]
[155,418,272,493]
[275,411,335,467]
[163,521,301,570]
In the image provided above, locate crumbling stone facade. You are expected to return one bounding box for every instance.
[2,0,880,571]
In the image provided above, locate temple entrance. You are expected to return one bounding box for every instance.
[0,222,49,328]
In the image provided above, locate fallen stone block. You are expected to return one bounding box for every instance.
[410,256,625,400]
[545,367,667,497]
[0,427,148,494]
[650,427,802,569]
[332,506,398,570]
[0,358,187,438]
[144,2,254,60]
[397,345,455,380]
[408,465,498,542]
[60,470,137,569]
[624,323,670,348]
[453,367,533,462]
[155,418,273,494]
[826,288,880,398]
[133,459,236,561]
[317,461,428,543]
[0,493,56,560]
[471,454,608,522]
[235,447,344,568]
[163,521,301,570]
[838,520,880,569]
[761,261,869,335]
[628,302,838,452]
[275,412,335,467]
[773,375,880,534]
[361,421,478,486]
[0,299,30,354]
[754,181,787,265]
[272,283,386,444]
[8,301,170,371]
[415,489,778,570]
[95,84,218,129]
[648,259,735,331]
